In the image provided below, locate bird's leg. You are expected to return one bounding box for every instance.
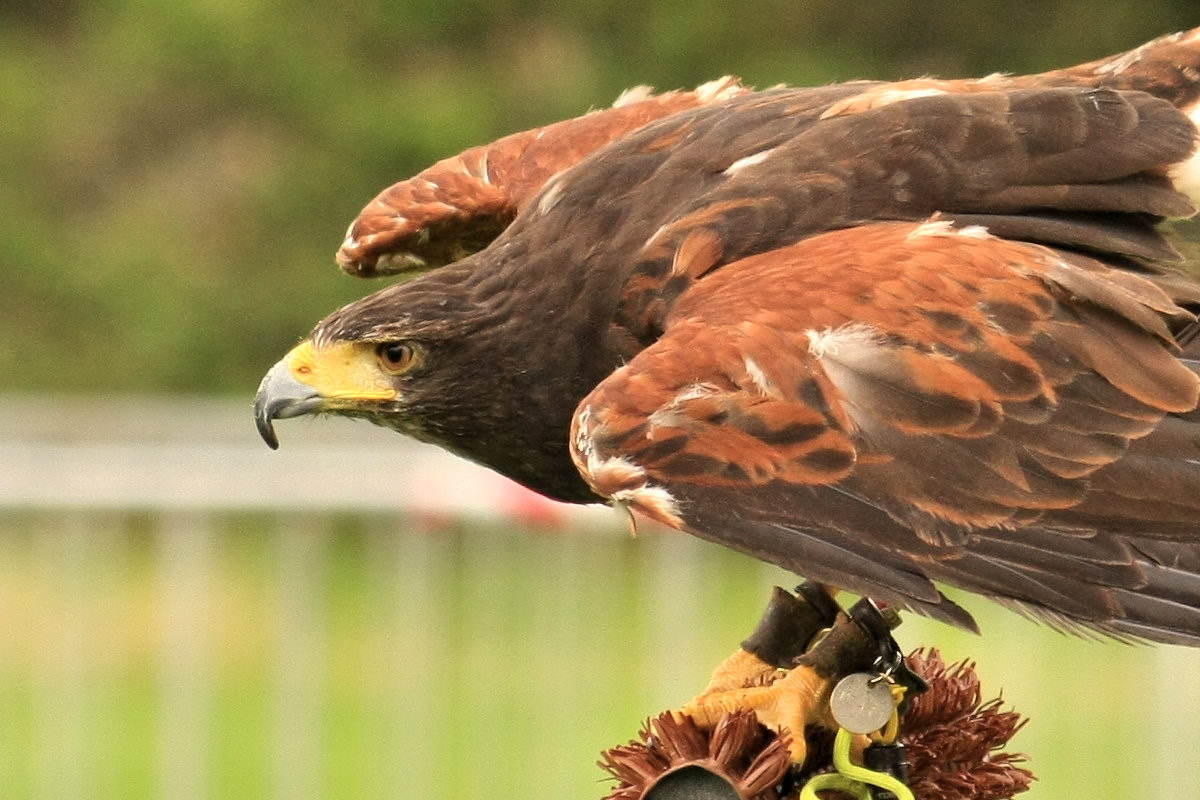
[676,584,909,765]
[695,583,841,694]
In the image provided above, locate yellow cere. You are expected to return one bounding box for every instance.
[284,339,399,402]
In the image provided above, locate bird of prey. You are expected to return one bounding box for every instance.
[257,29,1200,651]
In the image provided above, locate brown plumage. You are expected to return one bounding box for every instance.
[256,28,1200,644]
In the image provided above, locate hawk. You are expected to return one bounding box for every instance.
[257,29,1200,649]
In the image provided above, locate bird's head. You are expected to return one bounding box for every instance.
[253,268,602,504]
[253,272,488,450]
[254,335,426,449]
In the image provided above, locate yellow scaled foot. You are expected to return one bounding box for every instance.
[698,648,781,693]
[672,586,904,765]
[675,647,837,764]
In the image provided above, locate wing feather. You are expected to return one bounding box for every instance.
[610,86,1197,341]
[336,79,750,277]
[571,222,1200,641]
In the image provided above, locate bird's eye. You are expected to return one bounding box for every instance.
[377,341,419,374]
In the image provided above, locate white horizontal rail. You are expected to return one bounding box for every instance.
[0,395,614,524]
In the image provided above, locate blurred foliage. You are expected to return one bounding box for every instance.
[2,0,1197,393]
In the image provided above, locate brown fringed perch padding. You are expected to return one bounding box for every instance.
[600,648,1032,800]
[901,650,1031,800]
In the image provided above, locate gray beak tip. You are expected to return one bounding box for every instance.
[254,359,323,450]
[256,413,281,450]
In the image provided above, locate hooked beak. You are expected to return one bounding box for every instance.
[254,358,324,449]
[253,339,400,449]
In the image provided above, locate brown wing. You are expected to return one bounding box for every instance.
[571,222,1200,642]
[816,27,1200,117]
[605,85,1197,346]
[336,79,749,277]
[337,27,1200,285]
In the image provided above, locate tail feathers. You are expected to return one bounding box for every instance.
[1109,571,1200,646]
[1118,550,1200,645]
[1107,618,1200,646]
[947,530,1200,646]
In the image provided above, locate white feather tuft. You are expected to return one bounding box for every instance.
[1167,101,1200,210]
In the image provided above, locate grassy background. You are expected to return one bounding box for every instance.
[2,508,1200,799]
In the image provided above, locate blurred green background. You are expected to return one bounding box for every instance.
[4,0,1199,394]
[4,2,1200,799]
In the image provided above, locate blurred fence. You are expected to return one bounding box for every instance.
[3,397,1200,799]
[0,396,772,799]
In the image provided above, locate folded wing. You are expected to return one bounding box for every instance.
[571,222,1200,642]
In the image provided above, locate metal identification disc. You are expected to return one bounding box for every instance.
[829,672,896,734]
